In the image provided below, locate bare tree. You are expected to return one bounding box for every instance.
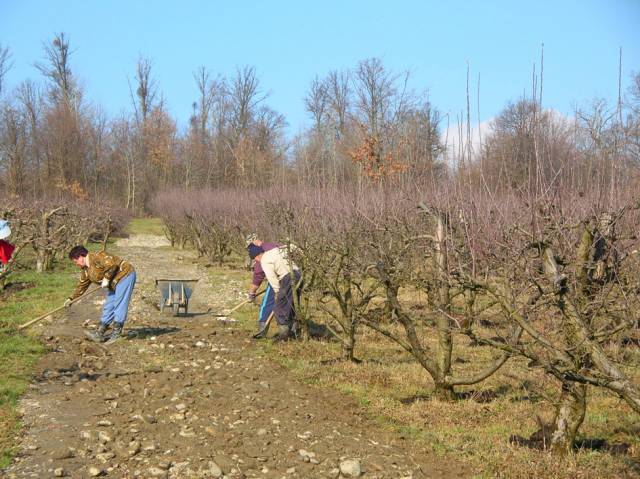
[457,194,640,454]
[304,76,328,131]
[0,43,12,96]
[0,106,27,196]
[325,70,350,134]
[304,208,380,360]
[394,99,445,182]
[625,72,640,167]
[353,58,397,139]
[194,67,216,136]
[16,81,43,197]
[133,56,157,124]
[229,66,266,138]
[184,67,221,187]
[35,33,77,106]
[362,204,518,400]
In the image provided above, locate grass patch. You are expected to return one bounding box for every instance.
[0,243,106,468]
[125,217,165,236]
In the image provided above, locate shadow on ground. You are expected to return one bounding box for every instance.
[510,429,633,456]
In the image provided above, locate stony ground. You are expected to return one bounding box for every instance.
[3,235,471,479]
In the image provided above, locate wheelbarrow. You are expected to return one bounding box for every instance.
[155,279,198,316]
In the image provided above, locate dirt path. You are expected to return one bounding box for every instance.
[4,236,470,479]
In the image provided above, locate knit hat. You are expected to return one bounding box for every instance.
[247,244,264,260]
[245,233,258,246]
[0,220,11,240]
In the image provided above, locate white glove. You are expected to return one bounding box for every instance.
[101,278,110,289]
[64,298,72,308]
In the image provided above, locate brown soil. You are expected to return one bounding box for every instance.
[3,237,471,478]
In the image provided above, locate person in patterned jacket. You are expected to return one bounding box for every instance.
[66,245,136,344]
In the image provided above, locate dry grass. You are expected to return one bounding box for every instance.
[125,217,166,236]
[233,306,640,478]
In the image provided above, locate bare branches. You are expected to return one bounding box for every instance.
[35,33,77,106]
[134,56,157,124]
[0,42,12,96]
[304,76,328,132]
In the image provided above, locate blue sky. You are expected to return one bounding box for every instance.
[1,0,639,137]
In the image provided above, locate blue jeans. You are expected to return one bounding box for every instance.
[101,272,136,326]
[258,284,275,325]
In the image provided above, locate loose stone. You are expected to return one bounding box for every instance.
[88,466,103,477]
[206,460,223,478]
[339,459,362,477]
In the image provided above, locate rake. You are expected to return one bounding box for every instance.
[17,286,103,331]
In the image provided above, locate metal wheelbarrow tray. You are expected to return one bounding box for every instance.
[155,279,198,316]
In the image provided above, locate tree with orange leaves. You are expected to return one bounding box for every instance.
[348,133,407,181]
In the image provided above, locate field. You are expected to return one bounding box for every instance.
[0,217,638,478]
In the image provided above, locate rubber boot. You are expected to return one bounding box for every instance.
[272,324,291,343]
[252,321,270,340]
[104,322,124,345]
[85,323,109,343]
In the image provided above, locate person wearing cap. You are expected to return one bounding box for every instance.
[66,245,136,344]
[0,220,15,267]
[246,237,280,339]
[248,243,302,341]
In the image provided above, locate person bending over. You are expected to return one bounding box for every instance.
[246,236,280,339]
[67,246,136,344]
[248,244,302,342]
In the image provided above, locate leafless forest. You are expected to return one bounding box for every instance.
[2,33,640,462]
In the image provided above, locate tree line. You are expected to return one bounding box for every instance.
[2,33,638,209]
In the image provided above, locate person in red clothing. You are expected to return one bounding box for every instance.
[0,220,15,266]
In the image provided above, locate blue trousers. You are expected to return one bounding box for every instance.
[258,284,275,324]
[101,272,136,326]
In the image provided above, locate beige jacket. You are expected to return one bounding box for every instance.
[70,251,135,299]
[260,247,299,293]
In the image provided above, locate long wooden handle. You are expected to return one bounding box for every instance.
[226,288,266,315]
[18,286,103,331]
